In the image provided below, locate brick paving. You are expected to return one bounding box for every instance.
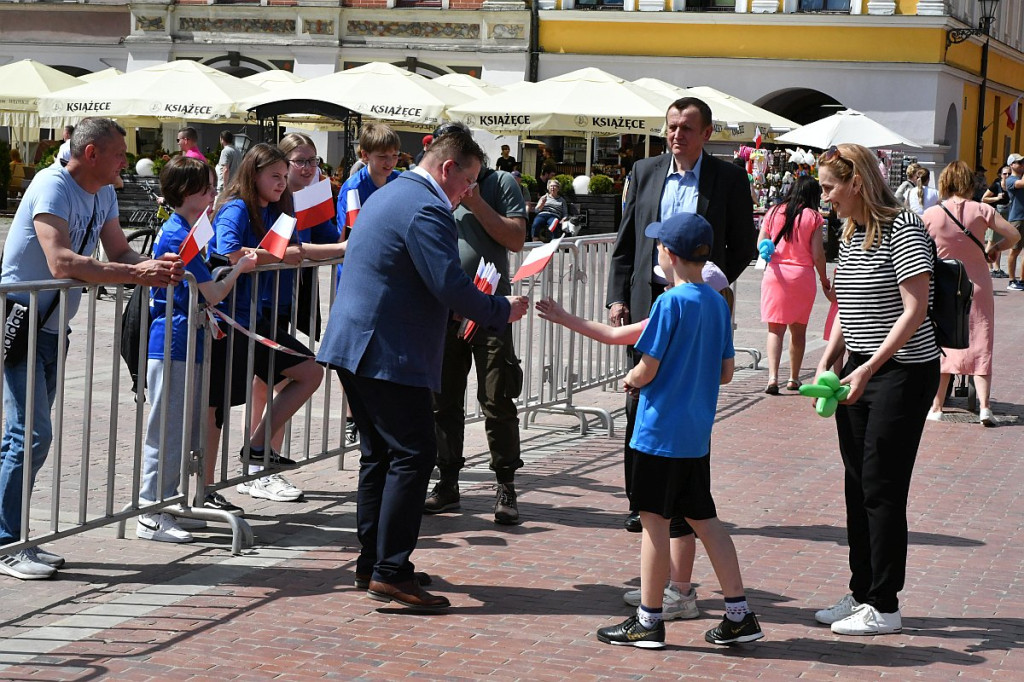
[1,248,1023,679]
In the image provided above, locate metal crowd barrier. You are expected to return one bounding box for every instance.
[9,234,773,557]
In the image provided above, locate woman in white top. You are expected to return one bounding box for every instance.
[906,167,938,216]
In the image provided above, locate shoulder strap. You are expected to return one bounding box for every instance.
[38,195,101,328]
[939,201,987,259]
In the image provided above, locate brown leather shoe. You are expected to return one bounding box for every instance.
[367,579,450,610]
[355,570,432,590]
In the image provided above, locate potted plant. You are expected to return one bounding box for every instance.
[588,173,614,195]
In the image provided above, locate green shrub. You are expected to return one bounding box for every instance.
[520,173,537,192]
[36,148,57,173]
[589,174,614,195]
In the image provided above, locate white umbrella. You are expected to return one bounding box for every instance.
[38,60,266,125]
[245,61,469,129]
[0,60,84,145]
[433,73,504,100]
[774,109,919,149]
[80,68,123,83]
[447,68,670,175]
[242,70,305,89]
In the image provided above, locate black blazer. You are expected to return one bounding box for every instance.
[607,151,756,320]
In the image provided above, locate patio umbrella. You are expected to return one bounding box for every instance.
[632,79,797,144]
[774,109,919,149]
[433,73,504,100]
[80,68,123,83]
[447,68,670,175]
[0,60,84,145]
[242,70,305,89]
[38,60,266,126]
[245,61,470,129]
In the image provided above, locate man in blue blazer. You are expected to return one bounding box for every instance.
[606,97,756,538]
[318,124,528,610]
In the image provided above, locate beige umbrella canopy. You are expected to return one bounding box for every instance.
[447,68,671,175]
[774,109,919,149]
[80,68,124,83]
[38,60,266,126]
[0,60,84,143]
[245,61,470,130]
[242,70,305,89]
[433,73,505,100]
[632,79,797,143]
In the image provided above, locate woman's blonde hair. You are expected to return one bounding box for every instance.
[817,143,902,250]
[278,132,316,158]
[915,167,931,205]
[938,160,974,199]
[905,162,921,181]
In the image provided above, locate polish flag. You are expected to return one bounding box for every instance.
[345,188,361,228]
[178,211,214,266]
[754,126,763,149]
[1005,96,1021,131]
[293,178,335,231]
[258,213,297,260]
[547,218,560,234]
[512,236,563,282]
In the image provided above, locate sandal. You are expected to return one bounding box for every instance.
[764,379,779,395]
[786,379,802,391]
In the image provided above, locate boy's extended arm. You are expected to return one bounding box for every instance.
[537,297,644,345]
[720,357,734,385]
[197,252,258,305]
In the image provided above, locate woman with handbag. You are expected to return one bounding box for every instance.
[813,143,939,636]
[922,161,1018,425]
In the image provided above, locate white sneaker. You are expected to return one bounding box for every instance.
[0,549,57,580]
[236,481,252,495]
[172,515,208,531]
[136,512,194,543]
[830,603,902,635]
[926,409,943,422]
[622,584,699,620]
[248,473,303,502]
[814,593,860,625]
[980,408,995,426]
[27,545,65,568]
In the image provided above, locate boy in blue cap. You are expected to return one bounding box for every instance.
[595,213,763,649]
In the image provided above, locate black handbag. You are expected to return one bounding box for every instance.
[928,240,973,350]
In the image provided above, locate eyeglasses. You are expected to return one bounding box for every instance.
[452,159,478,193]
[288,156,322,169]
[1002,172,1011,176]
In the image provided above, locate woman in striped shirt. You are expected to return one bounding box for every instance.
[811,143,940,637]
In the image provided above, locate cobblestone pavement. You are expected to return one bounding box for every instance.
[0,223,1022,679]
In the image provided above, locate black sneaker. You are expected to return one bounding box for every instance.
[596,615,665,649]
[239,446,297,468]
[704,613,764,645]
[345,418,358,444]
[204,492,245,515]
[494,482,520,525]
[424,481,460,514]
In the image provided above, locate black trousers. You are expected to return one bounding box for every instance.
[835,352,939,613]
[339,369,436,583]
[433,324,523,484]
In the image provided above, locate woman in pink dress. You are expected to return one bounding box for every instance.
[922,161,1017,425]
[758,176,834,394]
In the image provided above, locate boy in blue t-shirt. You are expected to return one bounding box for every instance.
[594,213,764,649]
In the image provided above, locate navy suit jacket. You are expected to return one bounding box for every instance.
[607,151,756,319]
[317,171,511,392]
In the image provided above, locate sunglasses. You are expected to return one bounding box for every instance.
[288,156,322,169]
[432,123,470,140]
[819,145,853,168]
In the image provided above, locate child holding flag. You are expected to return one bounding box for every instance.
[138,157,258,543]
[208,144,324,502]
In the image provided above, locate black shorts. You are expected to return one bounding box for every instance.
[629,451,717,522]
[208,316,315,427]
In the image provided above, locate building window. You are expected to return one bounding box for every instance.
[798,0,850,10]
[394,0,442,6]
[574,0,624,9]
[686,0,735,10]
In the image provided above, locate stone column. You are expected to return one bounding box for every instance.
[750,0,778,13]
[915,0,948,16]
[867,0,896,13]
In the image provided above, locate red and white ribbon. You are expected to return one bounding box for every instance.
[207,308,313,357]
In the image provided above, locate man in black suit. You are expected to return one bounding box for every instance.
[607,96,756,531]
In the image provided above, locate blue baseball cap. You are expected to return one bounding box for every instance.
[644,213,713,262]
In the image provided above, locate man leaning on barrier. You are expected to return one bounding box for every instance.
[0,117,185,580]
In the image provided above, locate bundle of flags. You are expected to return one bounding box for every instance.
[459,259,501,341]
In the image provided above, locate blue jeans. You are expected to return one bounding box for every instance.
[0,332,60,546]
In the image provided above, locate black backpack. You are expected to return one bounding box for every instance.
[928,240,973,350]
